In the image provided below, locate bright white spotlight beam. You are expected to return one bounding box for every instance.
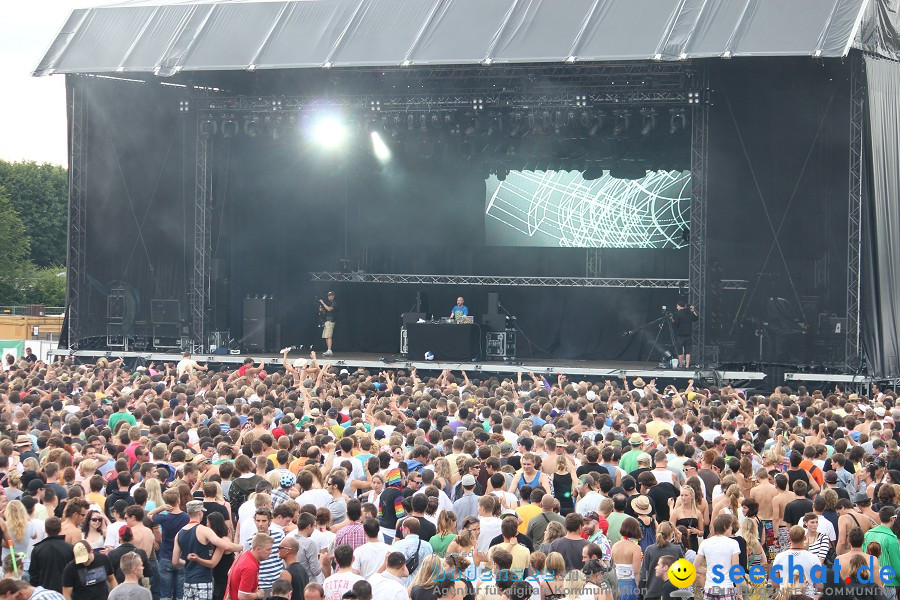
[311,117,346,149]
[371,131,391,163]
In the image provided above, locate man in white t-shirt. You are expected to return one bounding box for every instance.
[368,551,409,600]
[352,518,392,578]
[694,514,740,598]
[176,352,207,377]
[772,525,822,597]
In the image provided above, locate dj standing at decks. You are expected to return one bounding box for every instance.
[319,291,337,356]
[450,297,468,319]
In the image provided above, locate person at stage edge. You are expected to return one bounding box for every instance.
[450,297,468,319]
[319,291,337,356]
[672,300,699,369]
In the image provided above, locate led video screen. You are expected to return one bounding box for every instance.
[485,170,691,249]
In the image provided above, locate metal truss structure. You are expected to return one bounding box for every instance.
[66,78,89,349]
[688,65,710,366]
[309,272,748,289]
[194,63,700,115]
[585,249,601,278]
[845,51,865,372]
[191,119,213,353]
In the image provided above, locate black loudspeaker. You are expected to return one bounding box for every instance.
[415,292,429,315]
[151,299,181,323]
[487,293,499,315]
[482,314,507,332]
[243,297,274,352]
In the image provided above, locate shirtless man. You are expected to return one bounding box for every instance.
[124,505,156,557]
[854,493,880,530]
[62,498,89,544]
[770,473,796,552]
[749,469,778,561]
[837,525,884,586]
[836,497,874,554]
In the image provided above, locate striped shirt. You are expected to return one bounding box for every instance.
[246,525,285,590]
[31,588,66,600]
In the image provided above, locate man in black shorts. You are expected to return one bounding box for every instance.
[672,300,699,369]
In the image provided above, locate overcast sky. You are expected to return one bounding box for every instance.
[0,1,100,166]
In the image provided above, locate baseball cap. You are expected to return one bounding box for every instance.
[461,474,477,487]
[824,471,838,484]
[74,543,91,565]
[583,512,599,521]
[185,500,206,514]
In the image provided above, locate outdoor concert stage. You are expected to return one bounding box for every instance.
[36,0,900,383]
[49,349,766,384]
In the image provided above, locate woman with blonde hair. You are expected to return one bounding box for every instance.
[433,457,454,492]
[670,485,703,552]
[740,518,768,600]
[408,554,442,596]
[539,552,568,600]
[429,510,457,557]
[538,521,566,554]
[144,478,165,511]
[553,455,578,515]
[713,484,743,522]
[0,500,36,572]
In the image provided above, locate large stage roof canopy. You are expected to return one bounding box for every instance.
[35,0,880,77]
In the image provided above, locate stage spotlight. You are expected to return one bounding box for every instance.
[200,116,217,137]
[221,116,239,139]
[243,117,259,138]
[371,131,391,163]
[669,108,686,134]
[640,108,657,136]
[613,110,630,136]
[311,116,347,149]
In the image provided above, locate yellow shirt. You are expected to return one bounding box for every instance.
[645,420,672,441]
[516,503,542,535]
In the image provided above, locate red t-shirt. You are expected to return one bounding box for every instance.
[227,551,259,599]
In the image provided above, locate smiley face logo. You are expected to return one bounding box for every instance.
[668,558,696,588]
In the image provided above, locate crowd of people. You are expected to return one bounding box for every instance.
[0,347,897,600]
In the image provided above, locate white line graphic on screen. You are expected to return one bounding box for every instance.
[486,170,691,248]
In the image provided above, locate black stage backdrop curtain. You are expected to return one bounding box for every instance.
[70,76,191,341]
[861,56,900,378]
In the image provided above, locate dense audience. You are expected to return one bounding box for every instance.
[0,348,897,600]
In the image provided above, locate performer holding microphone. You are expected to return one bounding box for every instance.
[318,291,336,356]
[672,300,699,369]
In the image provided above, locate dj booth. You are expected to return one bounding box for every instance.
[403,322,479,361]
[400,311,515,361]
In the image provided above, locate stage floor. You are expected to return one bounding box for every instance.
[50,349,766,382]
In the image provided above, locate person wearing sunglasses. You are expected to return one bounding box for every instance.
[81,510,106,550]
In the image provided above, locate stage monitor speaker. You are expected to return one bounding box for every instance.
[151,299,181,323]
[402,312,425,325]
[482,314,506,333]
[415,292,429,315]
[488,293,499,315]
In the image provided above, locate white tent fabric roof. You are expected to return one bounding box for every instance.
[34,0,870,77]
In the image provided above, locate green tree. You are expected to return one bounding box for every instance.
[0,160,67,267]
[0,187,32,304]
